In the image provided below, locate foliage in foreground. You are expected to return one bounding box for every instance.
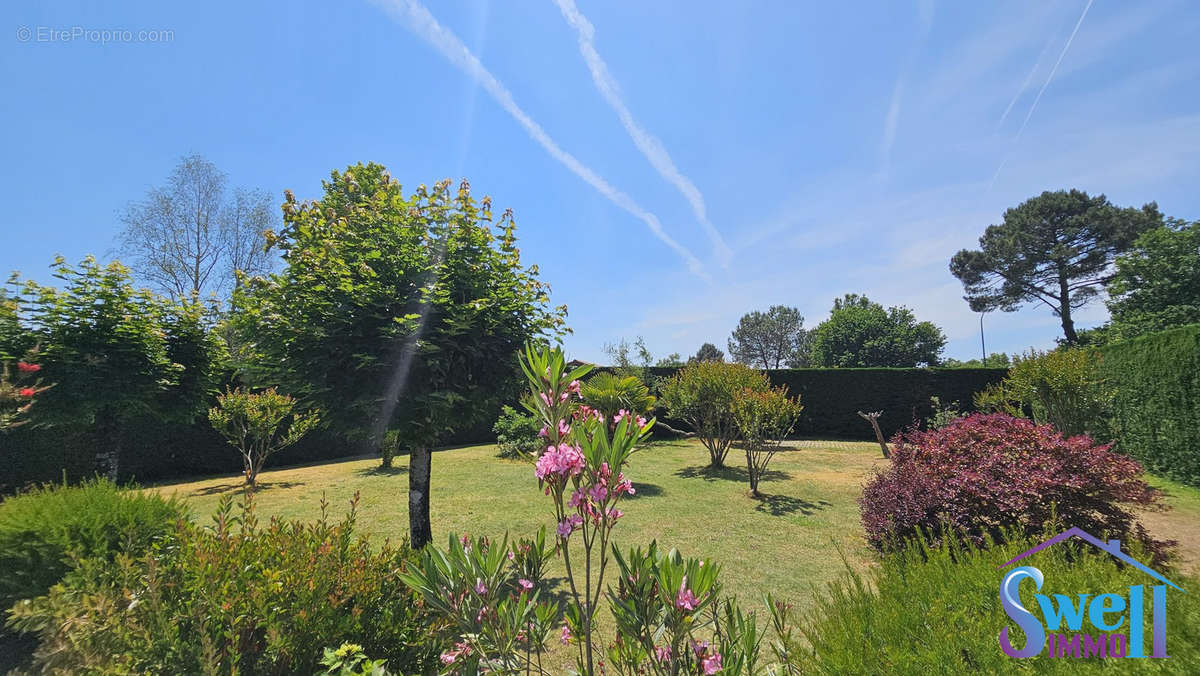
[8,493,442,674]
[797,531,1200,673]
[860,413,1169,563]
[0,478,187,612]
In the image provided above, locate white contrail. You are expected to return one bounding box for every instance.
[370,0,708,279]
[996,32,1057,129]
[990,0,1094,189]
[551,0,731,266]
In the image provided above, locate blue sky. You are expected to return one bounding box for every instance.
[3,0,1198,363]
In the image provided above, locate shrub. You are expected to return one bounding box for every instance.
[492,404,542,459]
[0,477,186,611]
[8,493,442,674]
[1098,324,1200,486]
[796,530,1200,671]
[659,361,769,467]
[581,371,656,420]
[0,358,49,431]
[860,413,1168,563]
[924,395,962,429]
[731,385,802,496]
[974,347,1112,439]
[208,387,319,484]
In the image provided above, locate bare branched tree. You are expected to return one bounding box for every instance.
[117,154,275,301]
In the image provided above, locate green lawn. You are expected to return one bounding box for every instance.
[149,438,1200,618]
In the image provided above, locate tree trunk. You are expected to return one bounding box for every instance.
[746,449,760,496]
[409,446,432,548]
[857,411,890,459]
[1060,309,1078,345]
[1059,271,1078,344]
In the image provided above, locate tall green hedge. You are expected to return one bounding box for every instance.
[643,366,1007,440]
[1099,323,1200,486]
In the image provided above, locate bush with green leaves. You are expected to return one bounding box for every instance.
[208,387,319,485]
[795,529,1200,672]
[659,361,770,468]
[974,347,1112,439]
[731,385,802,496]
[0,478,187,612]
[492,404,543,459]
[8,493,442,674]
[581,371,656,420]
[320,643,391,675]
[924,395,963,429]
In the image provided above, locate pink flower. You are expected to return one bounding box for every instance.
[701,651,723,674]
[507,551,515,561]
[557,514,583,537]
[518,578,534,591]
[589,483,608,502]
[568,489,585,508]
[676,578,699,611]
[539,391,553,407]
[691,640,709,657]
[558,419,571,437]
[636,416,648,428]
[440,651,458,665]
[538,425,549,438]
[654,645,672,663]
[474,579,487,595]
[16,362,40,373]
[613,409,628,424]
[561,625,572,645]
[18,388,35,398]
[568,379,581,394]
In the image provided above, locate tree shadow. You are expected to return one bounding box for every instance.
[625,482,664,499]
[188,480,306,497]
[751,493,832,517]
[673,465,790,483]
[355,465,409,477]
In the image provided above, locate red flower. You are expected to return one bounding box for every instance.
[17,362,41,373]
[19,388,36,398]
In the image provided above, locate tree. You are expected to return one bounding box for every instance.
[18,257,184,479]
[942,353,1011,368]
[208,387,319,485]
[1105,218,1200,339]
[689,343,724,363]
[232,165,565,547]
[732,385,802,496]
[581,372,656,420]
[117,154,276,302]
[727,305,809,368]
[659,361,769,468]
[654,353,683,367]
[950,189,1162,344]
[809,294,945,367]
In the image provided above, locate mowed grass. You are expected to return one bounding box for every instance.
[148,438,1200,619]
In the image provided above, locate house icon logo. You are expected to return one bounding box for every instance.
[997,527,1184,659]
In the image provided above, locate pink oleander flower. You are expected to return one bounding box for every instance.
[440,651,458,665]
[538,425,549,438]
[507,550,515,561]
[636,416,648,428]
[474,579,487,595]
[19,388,35,398]
[557,514,583,537]
[558,419,571,437]
[560,625,572,645]
[691,640,709,657]
[613,409,629,424]
[16,362,41,373]
[589,483,608,502]
[654,645,672,663]
[676,578,699,611]
[568,489,584,508]
[568,379,581,394]
[701,651,722,674]
[518,578,534,591]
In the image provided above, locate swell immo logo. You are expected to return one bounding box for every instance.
[998,528,1184,659]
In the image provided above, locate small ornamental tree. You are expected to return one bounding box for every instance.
[974,347,1112,439]
[659,361,770,468]
[860,413,1169,563]
[209,387,319,485]
[732,385,802,496]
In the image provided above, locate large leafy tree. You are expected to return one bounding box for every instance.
[727,305,809,368]
[17,257,221,479]
[809,294,945,367]
[1105,218,1200,339]
[233,164,565,547]
[689,342,724,363]
[950,189,1162,344]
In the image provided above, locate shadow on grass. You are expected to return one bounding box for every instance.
[625,482,664,499]
[355,465,409,477]
[673,465,790,484]
[751,493,832,517]
[188,480,306,496]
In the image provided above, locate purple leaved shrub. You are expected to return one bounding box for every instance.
[860,413,1171,564]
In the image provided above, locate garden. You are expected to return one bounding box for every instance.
[2,166,1200,673]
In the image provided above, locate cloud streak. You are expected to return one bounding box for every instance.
[552,0,732,266]
[370,0,708,278]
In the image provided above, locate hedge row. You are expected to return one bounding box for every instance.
[1098,323,1200,486]
[641,366,1008,440]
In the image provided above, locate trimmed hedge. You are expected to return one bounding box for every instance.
[642,366,1007,440]
[1099,323,1200,486]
